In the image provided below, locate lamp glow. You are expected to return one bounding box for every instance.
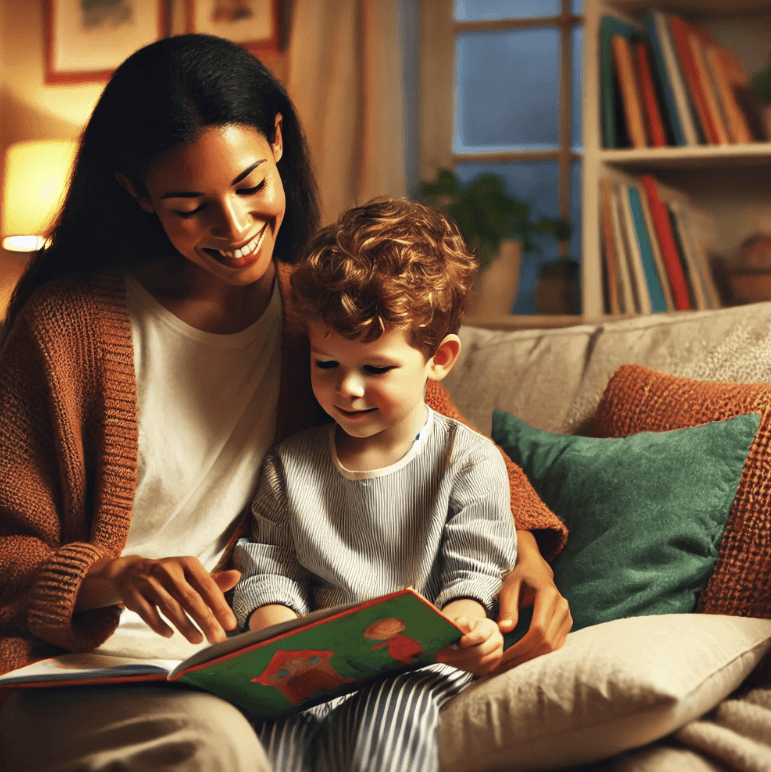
[1,139,77,252]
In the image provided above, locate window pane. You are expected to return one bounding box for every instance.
[571,26,583,151]
[455,161,564,315]
[570,0,583,13]
[454,28,560,153]
[454,0,560,21]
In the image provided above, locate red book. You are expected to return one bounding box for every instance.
[635,40,668,147]
[641,175,691,310]
[669,15,716,144]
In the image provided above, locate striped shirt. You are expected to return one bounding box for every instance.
[233,408,517,627]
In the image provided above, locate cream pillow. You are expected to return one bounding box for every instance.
[439,614,771,772]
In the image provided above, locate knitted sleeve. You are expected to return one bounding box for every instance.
[0,276,135,673]
[425,380,567,560]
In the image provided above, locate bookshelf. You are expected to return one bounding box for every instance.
[582,0,771,321]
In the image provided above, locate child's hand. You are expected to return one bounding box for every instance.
[435,616,504,676]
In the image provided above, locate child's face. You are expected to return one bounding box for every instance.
[308,320,434,443]
[136,121,285,290]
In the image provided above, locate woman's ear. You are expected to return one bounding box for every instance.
[427,334,462,383]
[115,172,154,213]
[272,114,284,163]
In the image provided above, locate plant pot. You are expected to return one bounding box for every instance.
[467,239,523,317]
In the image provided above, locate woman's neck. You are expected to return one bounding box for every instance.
[130,258,276,334]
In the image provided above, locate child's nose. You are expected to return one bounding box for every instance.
[337,372,365,399]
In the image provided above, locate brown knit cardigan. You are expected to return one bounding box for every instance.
[0,263,566,675]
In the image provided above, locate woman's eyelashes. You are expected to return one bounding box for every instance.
[173,179,267,218]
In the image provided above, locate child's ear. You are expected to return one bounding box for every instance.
[427,334,462,382]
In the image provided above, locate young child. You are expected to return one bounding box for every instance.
[233,197,517,772]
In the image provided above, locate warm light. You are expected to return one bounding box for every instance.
[1,139,77,252]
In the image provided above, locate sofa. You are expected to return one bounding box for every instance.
[438,301,771,771]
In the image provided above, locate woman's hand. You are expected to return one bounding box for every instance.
[75,555,241,644]
[494,530,572,673]
[436,616,503,676]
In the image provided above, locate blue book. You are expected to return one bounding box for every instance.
[642,12,686,146]
[627,186,668,312]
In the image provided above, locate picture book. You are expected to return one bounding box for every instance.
[0,588,462,720]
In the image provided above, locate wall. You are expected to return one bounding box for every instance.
[0,0,290,317]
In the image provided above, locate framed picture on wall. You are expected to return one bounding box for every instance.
[45,0,167,84]
[187,0,280,52]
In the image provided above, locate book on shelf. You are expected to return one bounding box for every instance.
[705,45,755,144]
[686,27,731,145]
[610,181,643,314]
[0,588,461,720]
[611,33,648,148]
[640,175,692,310]
[635,40,668,148]
[599,177,622,315]
[637,181,675,310]
[604,177,638,314]
[642,11,701,146]
[668,200,721,310]
[669,15,721,145]
[626,184,669,312]
[600,14,644,148]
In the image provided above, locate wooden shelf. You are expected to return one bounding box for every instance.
[601,143,771,169]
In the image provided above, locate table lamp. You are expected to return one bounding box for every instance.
[1,139,77,252]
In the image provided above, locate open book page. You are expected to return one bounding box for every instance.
[0,653,181,687]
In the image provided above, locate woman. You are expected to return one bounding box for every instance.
[0,34,570,771]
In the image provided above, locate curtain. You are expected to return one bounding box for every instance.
[286,0,406,226]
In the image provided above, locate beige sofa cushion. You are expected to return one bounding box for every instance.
[448,301,771,437]
[439,614,771,772]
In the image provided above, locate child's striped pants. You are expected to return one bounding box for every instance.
[254,663,473,772]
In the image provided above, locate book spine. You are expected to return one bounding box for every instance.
[600,177,622,315]
[637,181,675,310]
[641,174,691,310]
[609,181,638,314]
[687,30,730,144]
[650,12,700,145]
[668,200,720,310]
[635,41,668,148]
[612,34,648,148]
[669,15,715,143]
[627,186,668,312]
[617,183,653,314]
[642,12,683,146]
[706,46,755,144]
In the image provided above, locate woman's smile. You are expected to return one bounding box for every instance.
[207,221,269,261]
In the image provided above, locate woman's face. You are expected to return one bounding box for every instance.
[137,120,286,288]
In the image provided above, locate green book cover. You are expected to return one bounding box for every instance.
[169,588,462,719]
[0,589,461,720]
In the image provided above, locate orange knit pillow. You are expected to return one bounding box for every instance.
[591,365,771,620]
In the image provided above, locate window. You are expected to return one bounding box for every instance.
[421,0,584,315]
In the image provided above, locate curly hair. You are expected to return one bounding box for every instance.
[291,198,478,356]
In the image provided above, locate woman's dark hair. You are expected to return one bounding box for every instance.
[6,33,319,331]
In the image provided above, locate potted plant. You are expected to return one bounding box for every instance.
[419,168,573,315]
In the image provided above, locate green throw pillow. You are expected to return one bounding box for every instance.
[492,410,760,631]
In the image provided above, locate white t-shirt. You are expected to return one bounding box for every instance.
[95,272,282,660]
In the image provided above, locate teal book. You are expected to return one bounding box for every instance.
[0,588,462,719]
[642,12,683,146]
[627,186,668,312]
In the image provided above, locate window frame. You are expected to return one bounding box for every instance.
[420,0,583,259]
